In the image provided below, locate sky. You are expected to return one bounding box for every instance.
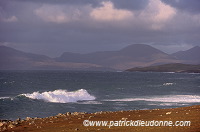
[0,0,200,57]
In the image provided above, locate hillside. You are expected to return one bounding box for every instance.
[126,63,200,73]
[0,46,51,70]
[1,44,199,71]
[0,46,104,70]
[172,46,200,64]
[56,44,179,70]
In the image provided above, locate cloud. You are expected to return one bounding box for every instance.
[161,0,200,14]
[0,4,18,23]
[89,0,176,30]
[0,0,200,57]
[1,15,18,22]
[34,4,83,23]
[139,0,176,30]
[149,0,176,22]
[90,1,133,21]
[11,0,100,8]
[191,14,200,26]
[110,0,148,11]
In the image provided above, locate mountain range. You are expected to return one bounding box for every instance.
[0,44,199,71]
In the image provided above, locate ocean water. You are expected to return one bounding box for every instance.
[0,71,200,120]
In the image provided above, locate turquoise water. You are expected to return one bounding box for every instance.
[0,71,200,120]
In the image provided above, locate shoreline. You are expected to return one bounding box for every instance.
[1,105,200,132]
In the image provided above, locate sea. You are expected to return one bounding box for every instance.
[0,71,200,120]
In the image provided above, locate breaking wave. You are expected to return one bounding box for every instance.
[21,89,95,103]
[105,95,200,103]
[0,97,11,99]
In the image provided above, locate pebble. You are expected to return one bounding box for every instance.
[121,118,127,120]
[57,113,63,116]
[66,112,71,116]
[26,117,32,121]
[2,126,7,131]
[0,122,4,127]
[89,116,94,119]
[166,112,172,115]
[8,124,15,129]
[73,112,81,116]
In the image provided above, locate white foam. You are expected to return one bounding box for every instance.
[105,95,200,103]
[22,89,95,103]
[163,72,175,74]
[78,101,102,104]
[163,83,175,86]
[0,97,10,99]
[148,103,188,106]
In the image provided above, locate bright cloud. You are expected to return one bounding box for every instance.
[34,5,82,24]
[150,0,176,22]
[89,0,176,30]
[90,1,133,21]
[140,0,176,30]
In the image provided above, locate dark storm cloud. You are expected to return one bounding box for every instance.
[161,0,200,14]
[110,0,148,10]
[7,0,101,7]
[4,0,149,10]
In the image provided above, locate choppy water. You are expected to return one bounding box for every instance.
[0,71,200,120]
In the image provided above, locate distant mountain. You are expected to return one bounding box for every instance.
[172,46,200,64]
[0,46,51,70]
[56,44,179,70]
[126,63,200,73]
[0,46,105,70]
[1,44,199,71]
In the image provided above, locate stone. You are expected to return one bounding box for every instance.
[73,112,80,116]
[166,112,172,115]
[57,113,63,116]
[8,124,15,129]
[26,117,32,121]
[121,118,127,120]
[0,122,4,127]
[89,116,94,119]
[66,112,71,116]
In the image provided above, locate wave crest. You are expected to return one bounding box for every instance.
[22,89,95,103]
[105,95,200,103]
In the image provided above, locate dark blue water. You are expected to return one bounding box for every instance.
[0,71,200,120]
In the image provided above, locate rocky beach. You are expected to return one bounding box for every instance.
[1,105,200,132]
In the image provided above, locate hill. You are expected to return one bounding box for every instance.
[1,44,199,71]
[56,44,179,70]
[172,46,200,64]
[0,46,104,70]
[126,63,200,73]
